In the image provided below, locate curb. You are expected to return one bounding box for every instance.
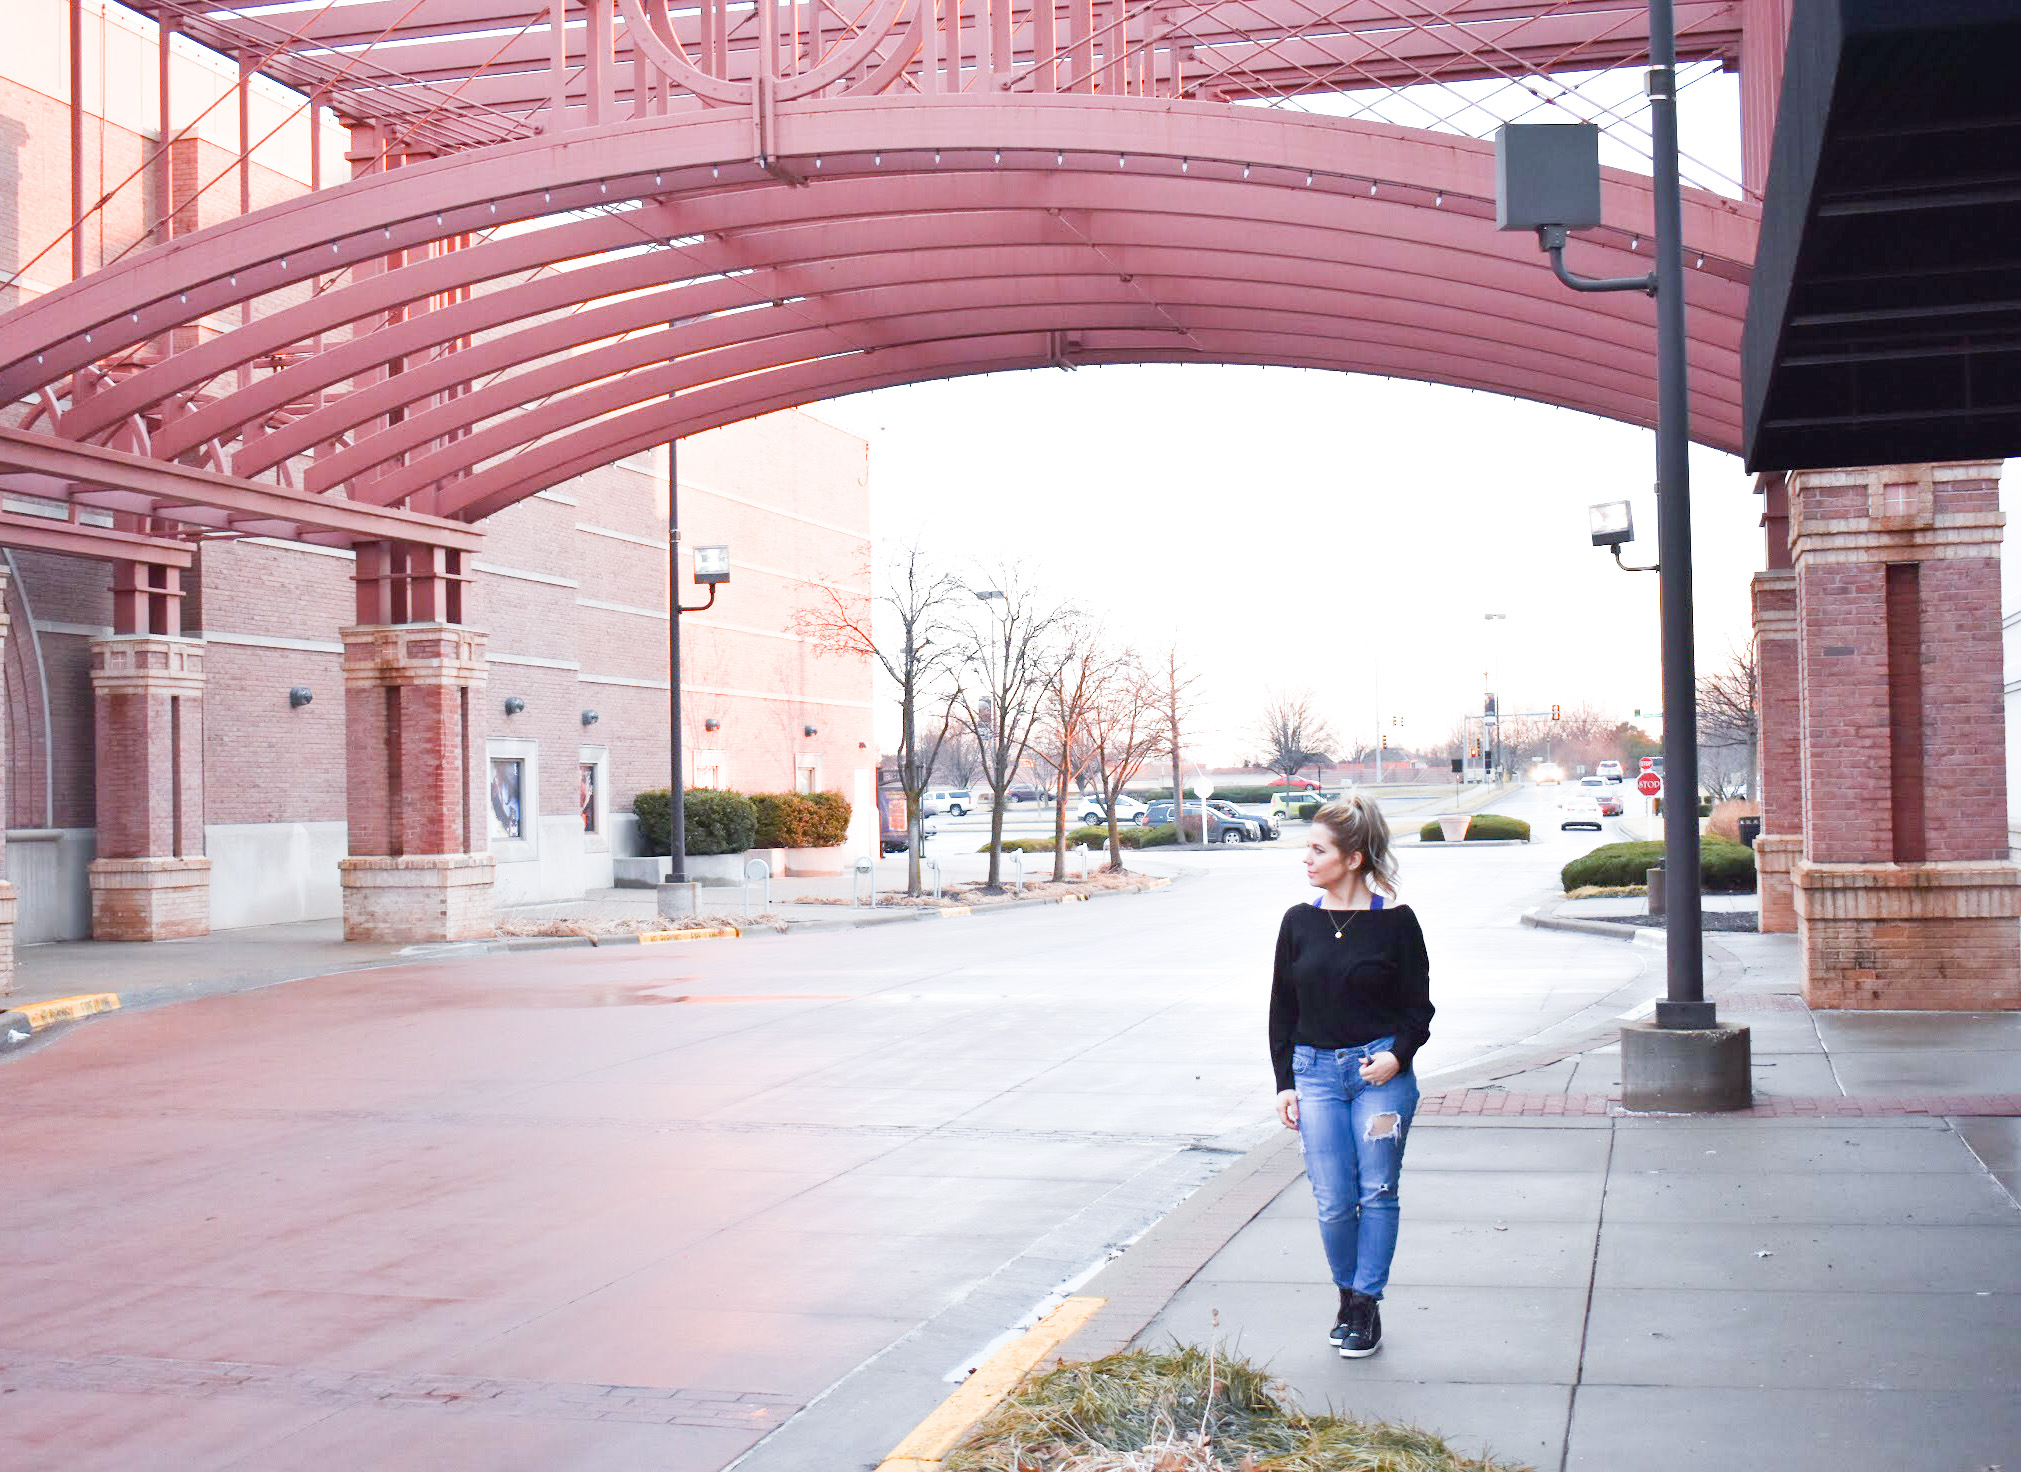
[0,992,121,1050]
[1521,907,1666,946]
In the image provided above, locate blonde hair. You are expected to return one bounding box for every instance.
[1312,793,1398,895]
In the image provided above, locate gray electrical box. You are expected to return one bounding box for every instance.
[1494,123,1603,232]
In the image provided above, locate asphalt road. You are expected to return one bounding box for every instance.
[0,784,1659,1472]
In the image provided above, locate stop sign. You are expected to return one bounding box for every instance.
[1639,756,1655,771]
[1637,771,1662,796]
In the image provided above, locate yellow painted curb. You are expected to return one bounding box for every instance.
[5,993,120,1029]
[635,927,740,944]
[1059,892,1089,903]
[877,1296,1104,1471]
[931,906,971,918]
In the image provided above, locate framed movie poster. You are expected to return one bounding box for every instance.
[489,757,524,841]
[579,762,598,834]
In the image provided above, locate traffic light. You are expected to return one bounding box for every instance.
[1380,734,1388,750]
[1551,703,1561,721]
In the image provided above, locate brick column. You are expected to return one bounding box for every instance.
[1789,461,2021,1009]
[0,565,16,992]
[338,622,494,941]
[87,636,210,940]
[1752,569,1801,931]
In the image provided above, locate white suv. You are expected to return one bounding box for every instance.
[1595,760,1624,782]
[920,789,974,816]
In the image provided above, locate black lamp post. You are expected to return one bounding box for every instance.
[659,435,730,919]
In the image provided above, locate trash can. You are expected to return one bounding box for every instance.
[1737,815,1762,849]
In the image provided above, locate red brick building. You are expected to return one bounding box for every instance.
[0,2,874,952]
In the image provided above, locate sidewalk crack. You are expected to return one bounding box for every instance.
[1560,1119,1614,1472]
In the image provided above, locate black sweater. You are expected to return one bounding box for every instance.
[1268,902,1434,1092]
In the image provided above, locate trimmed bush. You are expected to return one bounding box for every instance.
[632,788,758,857]
[805,790,852,846]
[1560,838,1755,893]
[1141,784,1282,805]
[982,825,1177,854]
[1419,813,1531,842]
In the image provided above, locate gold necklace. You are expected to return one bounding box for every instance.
[1328,908,1355,942]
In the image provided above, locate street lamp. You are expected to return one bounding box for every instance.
[1483,614,1507,782]
[660,437,731,920]
[1590,500,1658,573]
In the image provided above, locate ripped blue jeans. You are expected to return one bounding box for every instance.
[1293,1038,1418,1299]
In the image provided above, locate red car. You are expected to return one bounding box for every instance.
[1595,790,1625,817]
[1266,775,1322,790]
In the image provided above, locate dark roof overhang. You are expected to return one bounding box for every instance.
[1743,0,2021,472]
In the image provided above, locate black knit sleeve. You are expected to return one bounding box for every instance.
[1388,907,1435,1072]
[1268,908,1300,1092]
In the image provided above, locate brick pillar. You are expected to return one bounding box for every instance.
[87,636,210,940]
[0,565,16,992]
[1752,473,1802,932]
[338,623,494,942]
[1789,461,2021,1009]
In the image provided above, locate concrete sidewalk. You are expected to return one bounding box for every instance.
[1052,927,2021,1471]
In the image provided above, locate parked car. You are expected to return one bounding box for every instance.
[1559,792,1604,831]
[1145,800,1261,843]
[1270,788,1337,818]
[1596,760,1624,782]
[1211,798,1279,840]
[1266,775,1322,790]
[1072,792,1148,826]
[991,784,1041,807]
[920,788,973,817]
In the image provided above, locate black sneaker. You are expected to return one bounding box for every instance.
[1339,1292,1382,1358]
[1328,1287,1354,1347]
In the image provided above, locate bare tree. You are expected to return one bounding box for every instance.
[1033,621,1118,879]
[1253,689,1339,789]
[956,569,1073,890]
[795,542,966,897]
[1698,642,1760,800]
[932,730,985,788]
[1086,650,1165,872]
[1153,645,1203,845]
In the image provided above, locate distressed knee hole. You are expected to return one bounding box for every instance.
[1364,1112,1402,1141]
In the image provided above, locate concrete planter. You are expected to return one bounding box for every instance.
[612,851,751,888]
[1437,815,1473,843]
[784,844,848,877]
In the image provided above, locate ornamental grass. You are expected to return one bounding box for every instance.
[945,1345,1533,1472]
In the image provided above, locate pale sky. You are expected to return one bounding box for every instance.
[811,67,1763,764]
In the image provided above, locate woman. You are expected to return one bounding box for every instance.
[1268,794,1433,1359]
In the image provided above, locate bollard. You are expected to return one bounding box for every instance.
[852,855,876,908]
[1008,851,1025,893]
[742,857,771,914]
[924,856,942,900]
[1647,863,1666,917]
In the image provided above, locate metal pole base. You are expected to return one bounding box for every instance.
[1620,1020,1752,1112]
[655,881,700,920]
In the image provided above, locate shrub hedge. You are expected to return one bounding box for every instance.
[632,788,758,856]
[750,791,853,848]
[1419,813,1531,842]
[980,824,1179,854]
[1139,784,1280,805]
[1560,838,1755,893]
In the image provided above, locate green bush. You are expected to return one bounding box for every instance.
[980,824,1178,854]
[1560,838,1755,893]
[1294,800,1323,820]
[805,790,852,846]
[1419,813,1531,842]
[750,791,850,848]
[1142,784,1280,805]
[632,788,758,856]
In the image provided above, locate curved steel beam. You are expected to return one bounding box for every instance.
[1,96,1754,400]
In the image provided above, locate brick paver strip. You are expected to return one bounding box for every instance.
[1420,1090,2021,1118]
[0,1351,800,1429]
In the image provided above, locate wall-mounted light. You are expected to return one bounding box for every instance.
[704,718,720,732]
[804,724,819,738]
[288,686,313,709]
[580,709,599,726]
[504,695,526,715]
